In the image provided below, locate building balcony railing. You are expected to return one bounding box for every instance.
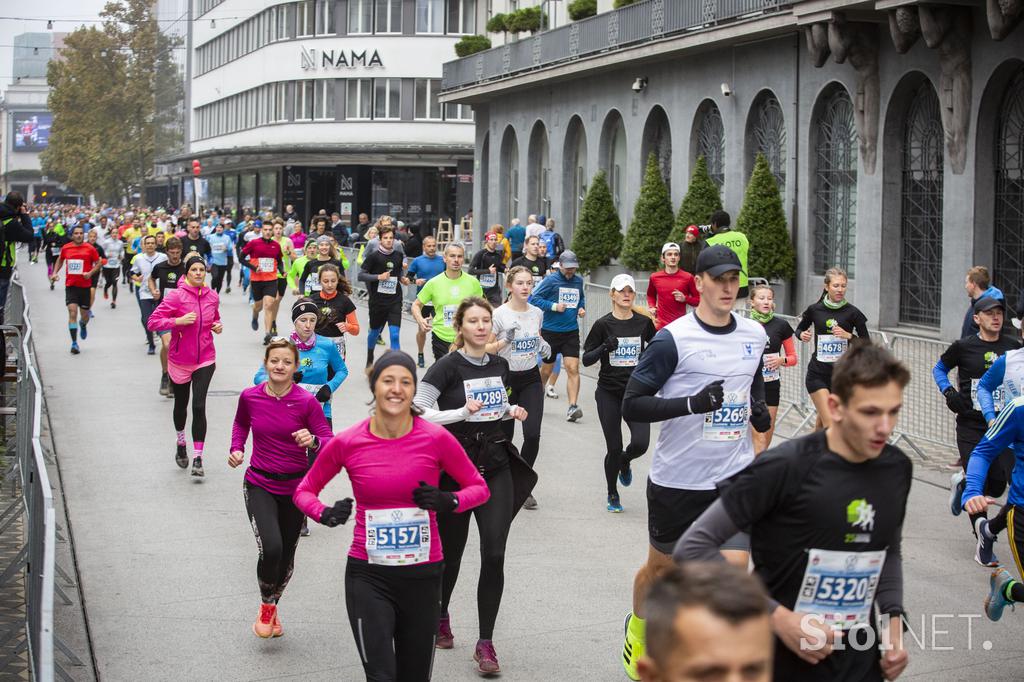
[441,0,789,92]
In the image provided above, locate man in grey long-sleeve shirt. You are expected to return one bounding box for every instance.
[674,342,914,682]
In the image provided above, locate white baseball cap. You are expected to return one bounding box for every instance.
[661,242,681,255]
[610,273,636,291]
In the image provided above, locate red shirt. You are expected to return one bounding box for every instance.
[646,269,700,329]
[59,243,101,288]
[241,238,282,282]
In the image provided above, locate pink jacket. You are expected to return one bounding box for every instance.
[147,281,221,366]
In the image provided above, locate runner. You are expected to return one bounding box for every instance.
[272,219,298,327]
[933,297,1019,566]
[646,242,699,330]
[529,249,587,422]
[121,217,141,289]
[358,225,408,370]
[749,284,798,454]
[412,297,536,675]
[795,267,870,430]
[508,235,548,286]
[618,244,771,681]
[310,264,359,362]
[241,221,284,345]
[99,228,124,309]
[506,218,526,261]
[207,222,232,293]
[147,253,223,476]
[676,342,912,682]
[86,228,105,315]
[293,350,490,678]
[976,305,1024,423]
[181,218,212,261]
[150,238,187,396]
[582,274,656,513]
[298,235,346,297]
[48,225,102,355]
[222,219,236,293]
[288,240,317,295]
[469,230,505,305]
[488,265,551,510]
[129,235,168,355]
[406,235,446,368]
[412,242,484,362]
[229,338,334,638]
[43,219,68,287]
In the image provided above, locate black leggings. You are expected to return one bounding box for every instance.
[102,269,119,300]
[595,385,651,497]
[210,264,227,293]
[138,295,156,347]
[437,464,514,640]
[345,557,443,682]
[121,259,133,284]
[957,420,1015,532]
[501,369,543,468]
[171,363,215,443]
[243,481,304,604]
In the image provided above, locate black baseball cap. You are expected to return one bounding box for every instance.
[974,297,1006,314]
[696,244,744,277]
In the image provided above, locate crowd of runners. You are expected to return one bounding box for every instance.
[7,190,1024,681]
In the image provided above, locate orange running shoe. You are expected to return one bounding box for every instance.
[272,612,283,638]
[253,603,276,638]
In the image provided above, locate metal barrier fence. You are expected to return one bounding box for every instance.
[3,275,57,681]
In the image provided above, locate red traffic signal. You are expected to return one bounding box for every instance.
[192,159,202,176]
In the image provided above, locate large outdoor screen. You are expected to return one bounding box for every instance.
[13,112,52,151]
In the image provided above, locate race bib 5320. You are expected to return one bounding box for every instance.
[794,548,886,629]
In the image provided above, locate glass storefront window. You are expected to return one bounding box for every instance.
[259,171,278,214]
[223,174,238,215]
[240,173,257,213]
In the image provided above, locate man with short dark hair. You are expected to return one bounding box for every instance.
[49,225,103,354]
[962,266,1006,338]
[637,562,772,682]
[0,191,35,323]
[703,210,750,299]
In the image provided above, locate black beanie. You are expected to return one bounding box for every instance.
[291,299,319,321]
[368,350,418,391]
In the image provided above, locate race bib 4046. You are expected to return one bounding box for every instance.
[610,336,641,367]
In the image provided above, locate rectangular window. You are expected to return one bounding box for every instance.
[297,0,315,36]
[415,79,442,120]
[448,0,476,34]
[375,0,403,33]
[347,79,373,119]
[315,80,335,120]
[416,0,444,33]
[444,103,474,121]
[316,0,335,34]
[348,0,373,34]
[374,78,400,119]
[275,82,291,121]
[297,80,314,121]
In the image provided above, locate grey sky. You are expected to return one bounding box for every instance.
[0,0,108,89]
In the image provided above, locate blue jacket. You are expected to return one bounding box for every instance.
[529,271,585,332]
[964,397,1024,506]
[253,335,347,418]
[407,254,446,293]
[207,233,233,267]
[962,286,1004,339]
[506,224,526,253]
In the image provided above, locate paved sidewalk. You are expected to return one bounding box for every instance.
[18,262,1024,680]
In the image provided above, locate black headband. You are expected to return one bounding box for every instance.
[368,350,418,391]
[291,300,319,321]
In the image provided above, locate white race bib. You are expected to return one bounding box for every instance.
[794,548,886,629]
[479,273,497,288]
[365,507,430,566]
[762,353,781,382]
[972,378,1006,412]
[511,335,539,359]
[330,335,346,360]
[257,257,275,273]
[464,376,508,422]
[609,336,642,367]
[106,256,120,268]
[308,271,322,292]
[50,246,61,256]
[442,305,457,328]
[212,243,226,253]
[66,259,84,275]
[377,278,397,295]
[558,287,580,309]
[816,334,847,363]
[702,391,749,441]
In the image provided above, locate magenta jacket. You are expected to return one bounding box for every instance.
[147,281,221,367]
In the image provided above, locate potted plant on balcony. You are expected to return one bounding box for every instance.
[568,0,597,20]
[507,6,544,34]
[486,13,509,34]
[455,35,493,57]
[613,0,638,8]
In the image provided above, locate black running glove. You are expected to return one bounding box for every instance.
[315,384,332,402]
[412,481,458,513]
[603,336,619,353]
[689,380,725,414]
[750,400,771,433]
[320,498,354,527]
[293,371,304,383]
[943,387,972,415]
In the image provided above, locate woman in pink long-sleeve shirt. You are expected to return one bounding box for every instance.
[293,351,489,682]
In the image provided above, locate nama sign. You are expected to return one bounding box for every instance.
[300,47,384,70]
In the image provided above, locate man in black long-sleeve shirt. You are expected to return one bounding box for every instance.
[0,191,36,324]
[675,342,913,682]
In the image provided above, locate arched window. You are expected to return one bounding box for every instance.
[609,120,627,211]
[528,123,550,217]
[563,118,588,233]
[899,82,944,326]
[995,68,1024,300]
[499,127,519,226]
[641,106,672,193]
[813,87,858,275]
[750,92,786,191]
[695,101,725,190]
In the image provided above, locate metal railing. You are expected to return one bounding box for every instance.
[3,275,57,681]
[441,0,789,91]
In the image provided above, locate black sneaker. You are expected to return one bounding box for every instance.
[251,316,259,331]
[160,373,170,397]
[271,322,278,335]
[175,444,188,469]
[418,353,425,368]
[263,333,273,346]
[191,456,204,477]
[300,519,310,537]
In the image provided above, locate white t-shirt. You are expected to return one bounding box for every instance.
[491,304,546,372]
[632,313,768,490]
[524,222,544,240]
[130,252,168,300]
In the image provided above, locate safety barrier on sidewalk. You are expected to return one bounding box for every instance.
[2,275,57,681]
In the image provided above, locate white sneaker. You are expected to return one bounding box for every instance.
[545,385,558,399]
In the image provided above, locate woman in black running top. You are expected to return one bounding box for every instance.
[310,263,359,361]
[794,267,869,429]
[581,274,655,513]
[412,297,537,676]
[749,284,798,453]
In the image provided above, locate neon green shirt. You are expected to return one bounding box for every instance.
[288,255,309,291]
[416,272,484,343]
[705,230,750,289]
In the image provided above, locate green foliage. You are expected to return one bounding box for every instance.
[737,153,796,281]
[570,169,623,273]
[621,153,675,272]
[568,0,597,20]
[506,6,543,33]
[485,13,508,33]
[455,35,492,57]
[42,0,182,202]
[668,156,722,243]
[613,0,638,8]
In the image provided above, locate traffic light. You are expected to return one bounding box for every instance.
[192,159,202,176]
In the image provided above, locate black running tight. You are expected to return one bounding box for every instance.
[437,465,513,640]
[210,264,227,293]
[501,369,543,468]
[595,384,650,497]
[345,557,442,682]
[170,363,215,443]
[243,481,304,604]
[102,269,119,300]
